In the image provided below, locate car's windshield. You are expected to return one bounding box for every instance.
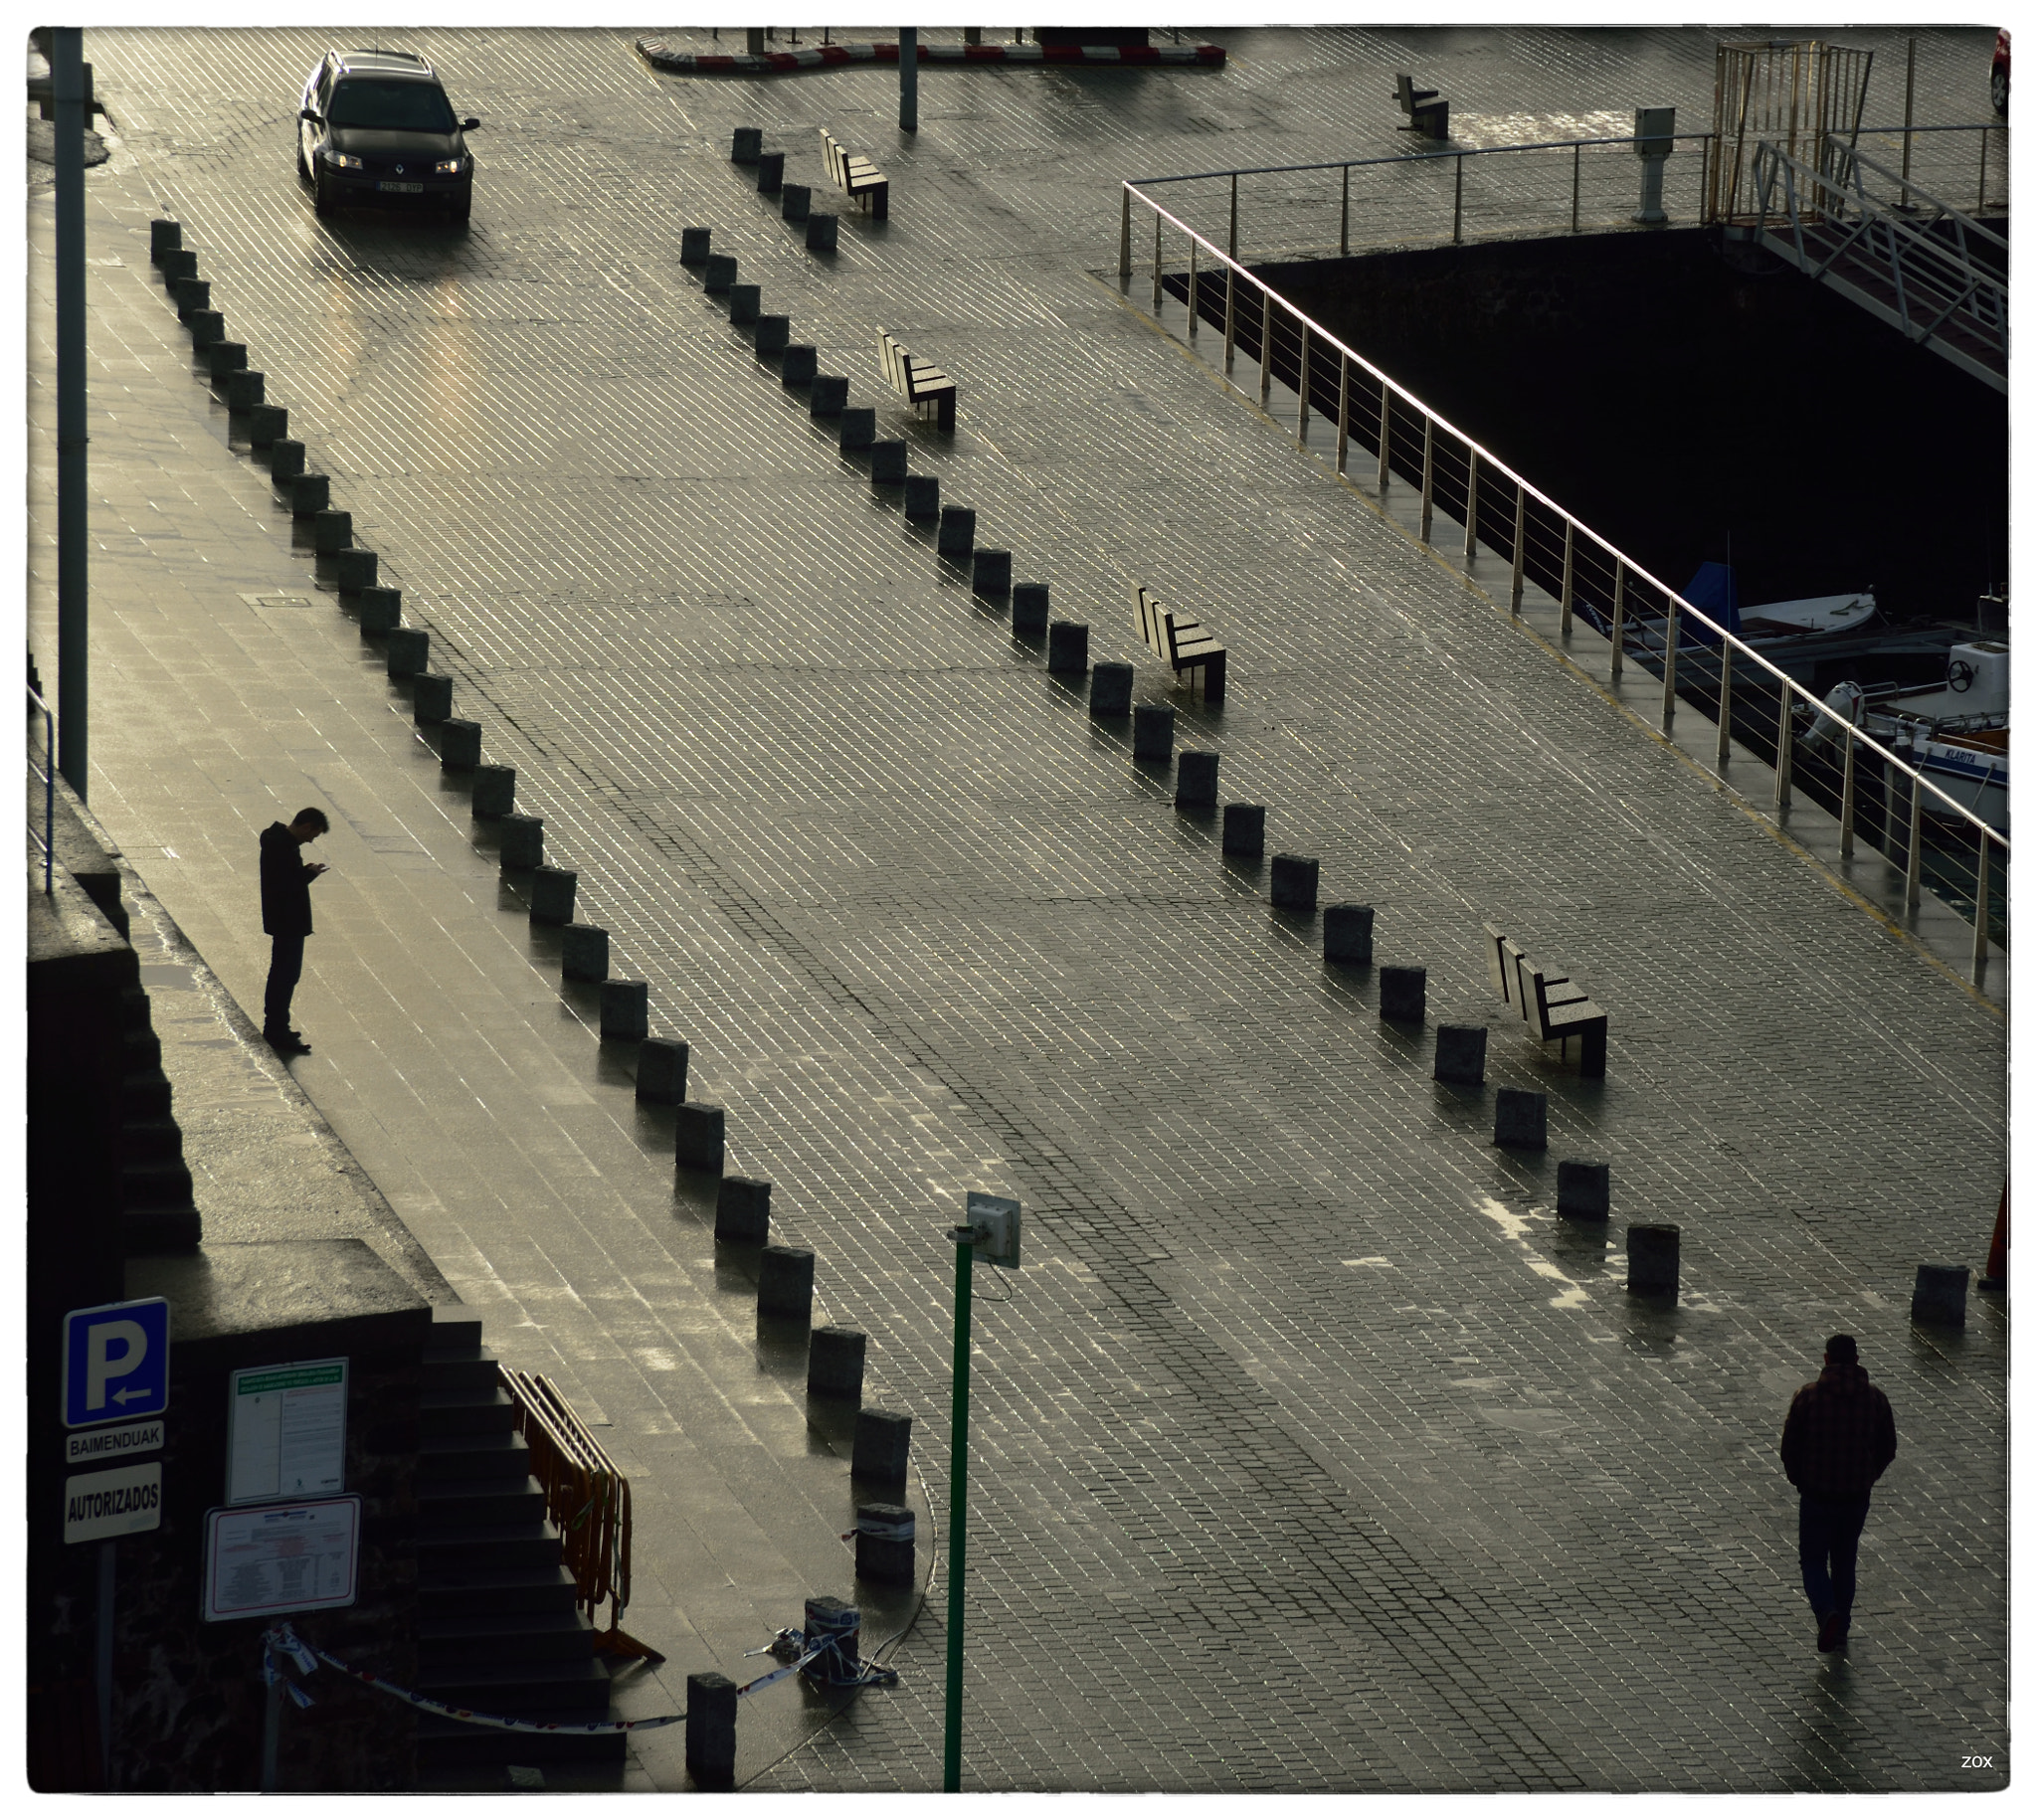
[327,78,457,132]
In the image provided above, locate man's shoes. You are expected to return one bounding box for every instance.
[266,1029,311,1055]
[1816,1610,1847,1653]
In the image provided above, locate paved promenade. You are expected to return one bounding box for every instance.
[30,25,2005,1792]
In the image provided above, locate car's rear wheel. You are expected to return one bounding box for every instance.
[1991,66,2008,114]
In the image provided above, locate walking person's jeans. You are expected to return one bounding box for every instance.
[1798,1492,1872,1621]
[264,933,305,1035]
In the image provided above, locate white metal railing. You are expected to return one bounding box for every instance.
[29,684,56,895]
[1116,180,2006,982]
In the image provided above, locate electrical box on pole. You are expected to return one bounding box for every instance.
[1632,106,1675,224]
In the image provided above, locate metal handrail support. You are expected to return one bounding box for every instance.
[29,684,56,895]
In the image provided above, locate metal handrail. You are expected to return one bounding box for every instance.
[1118,182,2006,978]
[1130,129,1721,189]
[28,684,56,896]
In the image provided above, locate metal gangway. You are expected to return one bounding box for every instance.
[1752,137,2007,393]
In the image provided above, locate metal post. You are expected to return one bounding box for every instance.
[1976,128,1988,216]
[1839,725,1857,855]
[1661,595,1680,731]
[1340,164,1350,255]
[1901,37,1916,203]
[1774,684,1793,809]
[1335,353,1350,474]
[1509,484,1527,615]
[1452,154,1464,244]
[1715,639,1733,769]
[1258,290,1273,409]
[95,1541,114,1786]
[942,1233,975,1793]
[1462,451,1479,560]
[1904,775,1924,915]
[1227,172,1237,260]
[1187,241,1199,339]
[1223,265,1236,375]
[1376,384,1391,491]
[1608,560,1626,680]
[1118,186,1132,282]
[898,27,918,133]
[1972,830,1991,979]
[1560,520,1574,637]
[1418,417,1435,543]
[1152,210,1163,311]
[55,26,89,801]
[1572,142,1581,231]
[1295,323,1310,444]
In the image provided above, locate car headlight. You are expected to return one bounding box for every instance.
[434,158,463,174]
[323,150,363,169]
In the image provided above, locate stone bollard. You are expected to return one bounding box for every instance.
[411,673,453,724]
[1176,750,1218,807]
[727,283,760,325]
[851,1409,912,1484]
[808,1326,866,1399]
[714,1174,770,1242]
[702,254,737,293]
[160,248,197,285]
[472,764,517,819]
[972,549,1011,595]
[1324,904,1375,964]
[936,506,976,559]
[636,1036,689,1104]
[758,1246,816,1322]
[781,182,811,222]
[601,980,648,1041]
[1011,583,1049,639]
[806,213,838,254]
[781,344,818,387]
[1911,1263,1969,1327]
[730,125,762,163]
[1556,1160,1610,1219]
[676,1102,727,1174]
[206,340,248,379]
[1088,662,1133,717]
[1494,1086,1548,1149]
[854,1504,915,1586]
[756,149,785,192]
[189,309,225,350]
[870,442,908,484]
[173,276,210,320]
[803,1598,859,1679]
[1045,622,1089,673]
[289,473,330,517]
[439,719,482,768]
[498,814,544,870]
[1433,1023,1487,1084]
[149,219,181,263]
[332,549,378,593]
[247,404,287,447]
[755,315,789,354]
[1379,965,1426,1023]
[809,374,848,417]
[1626,1223,1680,1296]
[1269,853,1319,911]
[528,865,578,923]
[269,439,306,480]
[1133,702,1176,762]
[1223,803,1266,858]
[560,923,610,983]
[678,225,711,266]
[684,1671,737,1791]
[225,370,265,412]
[903,474,940,521]
[837,407,876,452]
[386,628,428,677]
[312,509,353,554]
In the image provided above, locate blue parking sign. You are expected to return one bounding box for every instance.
[63,1298,171,1429]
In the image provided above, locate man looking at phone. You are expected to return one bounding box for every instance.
[260,807,330,1055]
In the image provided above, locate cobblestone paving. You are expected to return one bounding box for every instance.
[37,24,2007,1793]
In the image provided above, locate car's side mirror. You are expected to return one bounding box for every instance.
[461,117,480,130]
[299,108,321,123]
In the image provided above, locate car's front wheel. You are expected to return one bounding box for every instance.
[312,170,336,216]
[1991,66,2008,114]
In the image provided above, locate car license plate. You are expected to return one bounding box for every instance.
[376,180,425,193]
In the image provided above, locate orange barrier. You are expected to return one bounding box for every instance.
[500,1367,663,1662]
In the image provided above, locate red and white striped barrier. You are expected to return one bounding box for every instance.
[636,39,1225,76]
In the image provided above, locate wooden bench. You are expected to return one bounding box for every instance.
[876,329,957,432]
[1134,584,1228,704]
[1392,72,1449,140]
[822,128,889,219]
[1483,924,1607,1078]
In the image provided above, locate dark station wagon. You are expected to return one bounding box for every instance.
[297,49,477,222]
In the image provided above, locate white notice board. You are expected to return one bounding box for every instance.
[202,1497,361,1622]
[227,1358,348,1505]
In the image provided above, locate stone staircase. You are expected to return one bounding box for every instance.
[116,982,202,1253]
[414,1306,625,1778]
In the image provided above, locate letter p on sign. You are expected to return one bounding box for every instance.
[63,1298,171,1428]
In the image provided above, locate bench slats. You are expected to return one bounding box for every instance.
[1483,927,1607,1077]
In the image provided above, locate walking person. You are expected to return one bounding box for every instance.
[1779,1334,1897,1653]
[260,807,329,1054]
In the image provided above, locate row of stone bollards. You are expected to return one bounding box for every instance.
[725,125,842,252]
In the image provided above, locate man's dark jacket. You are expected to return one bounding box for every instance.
[1780,1362,1897,1498]
[260,821,315,938]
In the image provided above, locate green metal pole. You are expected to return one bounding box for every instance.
[943,1235,973,1792]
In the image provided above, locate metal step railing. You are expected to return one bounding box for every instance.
[29,684,57,895]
